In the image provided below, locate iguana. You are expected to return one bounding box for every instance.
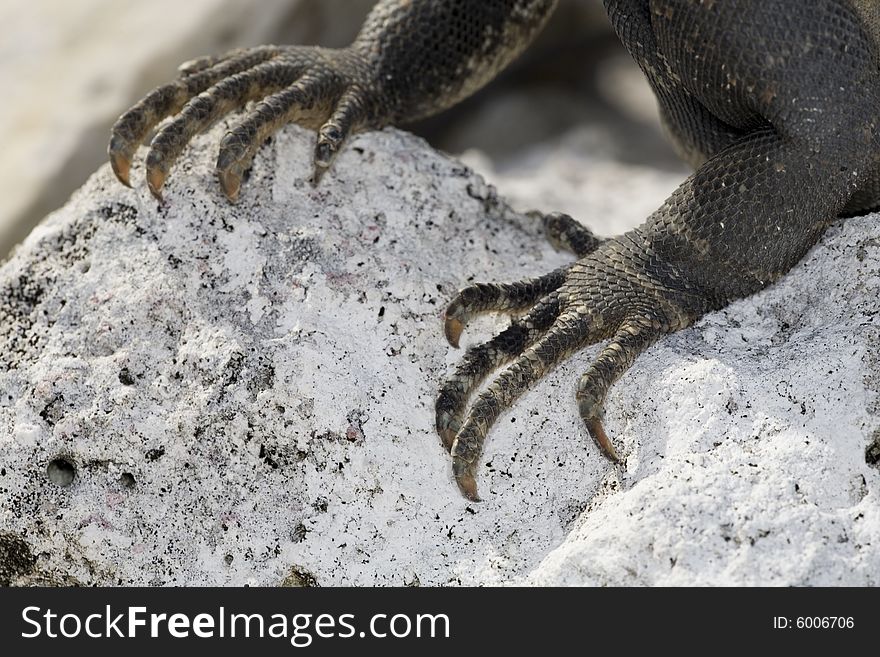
[108,0,880,501]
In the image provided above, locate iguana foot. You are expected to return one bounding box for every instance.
[109,45,378,201]
[438,225,691,501]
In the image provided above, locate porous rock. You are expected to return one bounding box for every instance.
[1,124,878,586]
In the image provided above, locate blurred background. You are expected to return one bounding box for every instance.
[0,0,687,259]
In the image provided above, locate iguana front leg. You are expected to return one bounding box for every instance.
[108,0,557,200]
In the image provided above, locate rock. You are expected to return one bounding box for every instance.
[1,123,879,586]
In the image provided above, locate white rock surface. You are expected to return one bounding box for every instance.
[0,124,878,586]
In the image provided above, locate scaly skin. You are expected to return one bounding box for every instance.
[110,0,880,501]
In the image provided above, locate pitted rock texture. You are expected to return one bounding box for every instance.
[0,124,878,585]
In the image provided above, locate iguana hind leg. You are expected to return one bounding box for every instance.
[438,233,679,501]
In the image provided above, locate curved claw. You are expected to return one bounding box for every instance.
[436,384,464,452]
[310,132,337,185]
[444,316,464,348]
[216,136,250,202]
[585,416,621,463]
[310,90,362,186]
[436,415,458,452]
[439,428,457,452]
[108,136,133,187]
[314,137,336,170]
[310,163,330,187]
[452,454,481,502]
[218,166,243,202]
[146,166,167,202]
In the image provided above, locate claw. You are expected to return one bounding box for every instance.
[310,162,329,187]
[452,454,481,502]
[437,419,457,452]
[146,166,166,202]
[314,139,335,170]
[108,136,133,187]
[585,416,621,463]
[217,143,248,202]
[311,135,336,185]
[444,316,464,348]
[436,387,463,452]
[109,152,132,188]
[218,167,242,202]
[439,427,457,452]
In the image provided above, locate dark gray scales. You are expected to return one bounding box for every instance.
[109,0,880,501]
